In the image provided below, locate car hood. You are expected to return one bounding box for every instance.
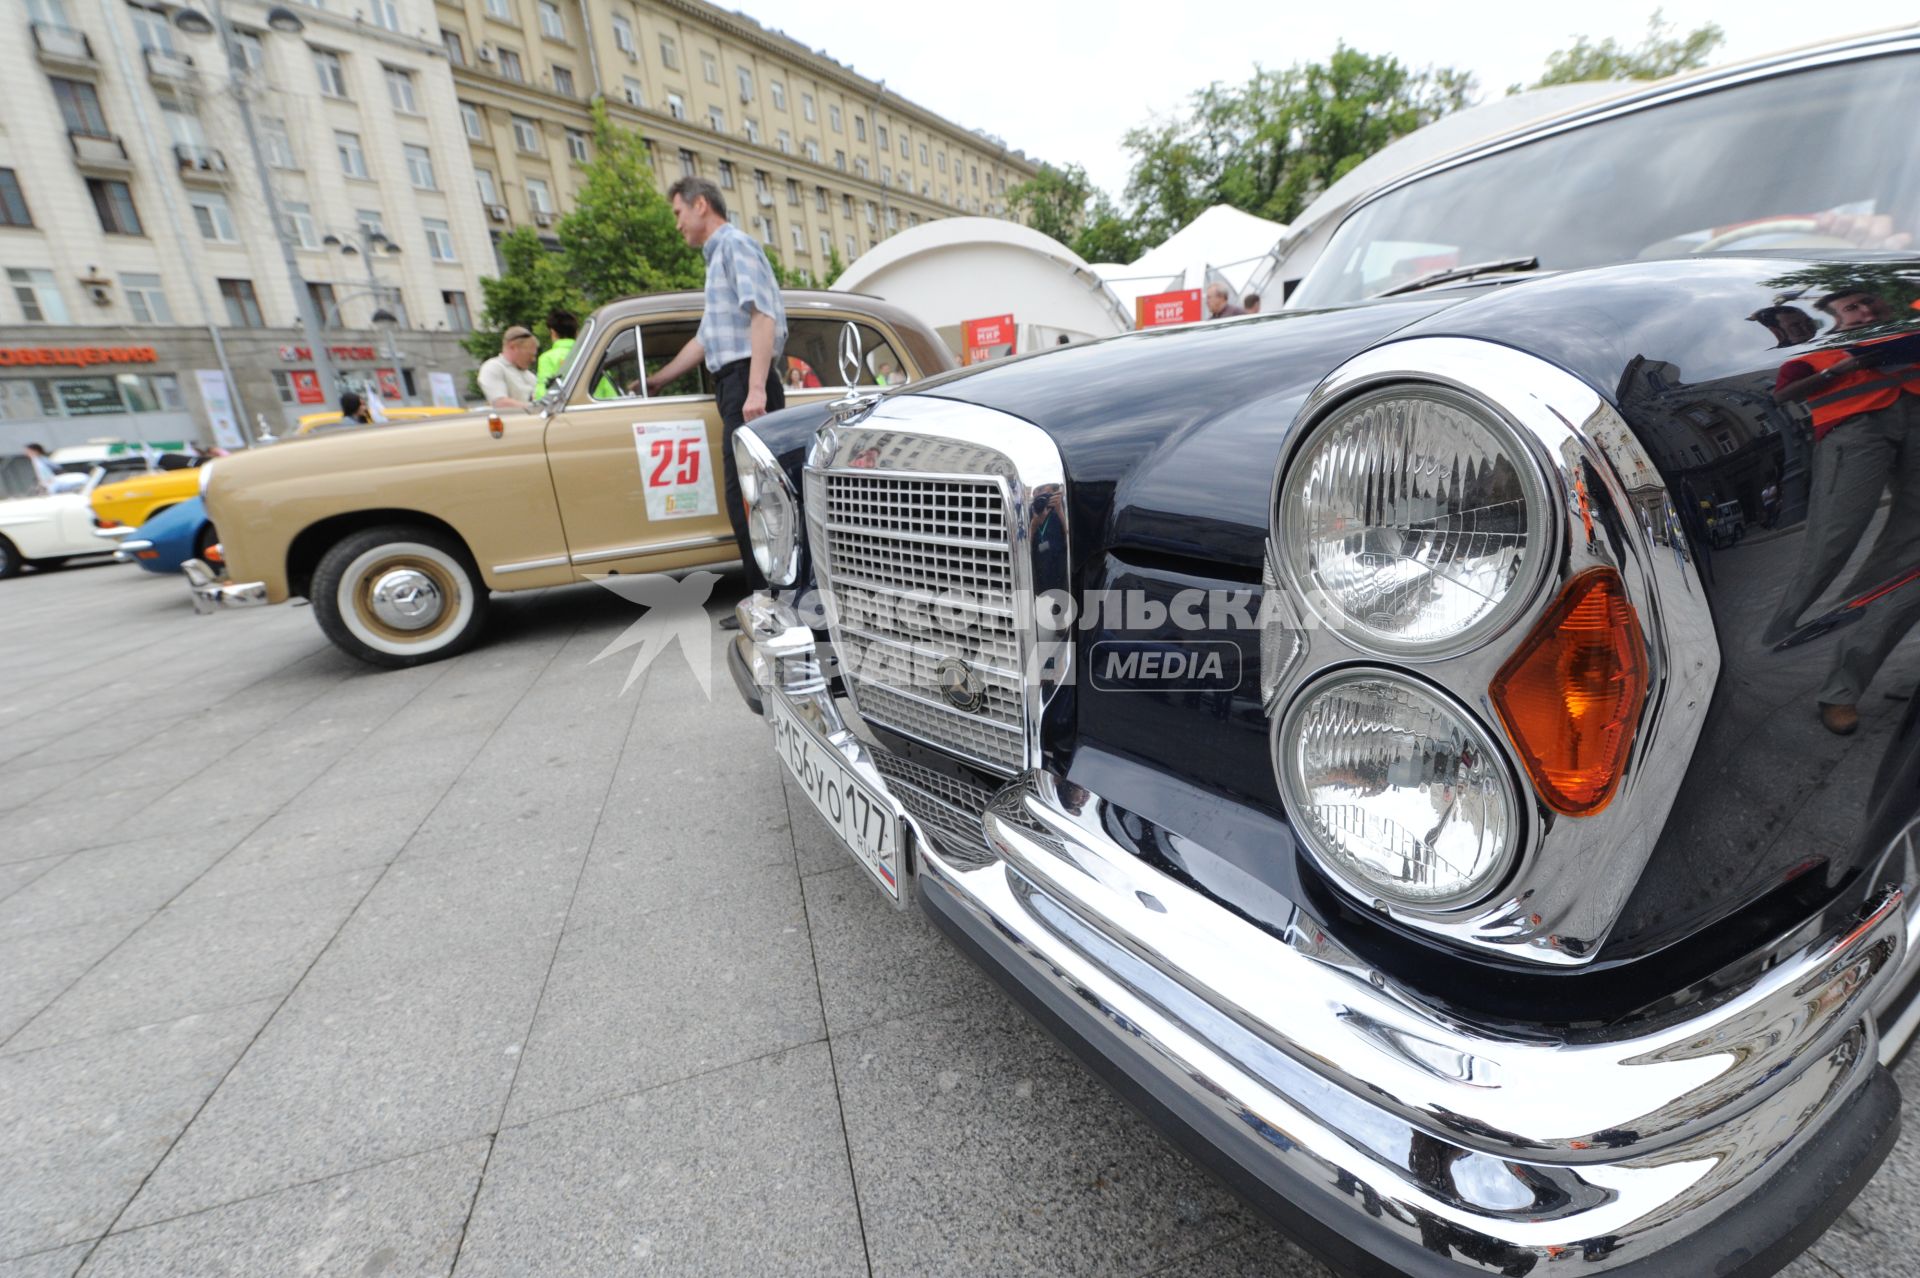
[909,297,1469,575]
[0,491,85,521]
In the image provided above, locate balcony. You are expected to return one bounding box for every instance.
[31,21,96,71]
[143,46,196,85]
[68,132,132,172]
[174,144,229,185]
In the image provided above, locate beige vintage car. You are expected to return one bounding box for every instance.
[187,289,952,666]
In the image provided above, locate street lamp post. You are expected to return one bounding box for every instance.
[174,0,342,410]
[323,226,404,385]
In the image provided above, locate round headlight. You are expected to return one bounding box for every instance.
[732,428,801,586]
[1279,386,1544,656]
[1278,670,1518,910]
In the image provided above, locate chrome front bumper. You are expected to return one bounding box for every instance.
[181,557,267,613]
[730,590,1908,1274]
[111,538,153,563]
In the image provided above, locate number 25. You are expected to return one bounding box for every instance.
[648,437,701,486]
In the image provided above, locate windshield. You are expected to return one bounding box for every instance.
[1291,51,1920,308]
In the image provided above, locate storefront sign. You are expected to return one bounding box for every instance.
[961,314,1016,365]
[53,378,124,416]
[1136,289,1204,328]
[290,370,324,404]
[0,345,157,367]
[278,345,378,362]
[429,371,460,408]
[194,369,247,451]
[375,367,402,400]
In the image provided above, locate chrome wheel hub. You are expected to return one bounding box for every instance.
[368,568,444,631]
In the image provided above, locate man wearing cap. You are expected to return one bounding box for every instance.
[647,175,788,592]
[479,326,539,412]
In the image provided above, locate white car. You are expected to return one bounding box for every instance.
[0,465,141,579]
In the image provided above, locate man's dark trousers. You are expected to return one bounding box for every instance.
[714,357,786,592]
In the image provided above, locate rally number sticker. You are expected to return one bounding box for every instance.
[634,420,718,521]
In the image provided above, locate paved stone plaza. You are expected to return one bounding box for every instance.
[2,562,1915,1277]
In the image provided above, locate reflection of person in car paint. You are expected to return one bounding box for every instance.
[1766,287,1920,735]
[1748,304,1819,348]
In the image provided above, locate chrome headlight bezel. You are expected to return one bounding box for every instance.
[1275,383,1551,662]
[733,427,802,586]
[197,460,216,498]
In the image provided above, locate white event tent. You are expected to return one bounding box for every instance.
[1090,205,1290,317]
[832,217,1132,356]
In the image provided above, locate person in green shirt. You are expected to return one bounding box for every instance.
[534,309,579,400]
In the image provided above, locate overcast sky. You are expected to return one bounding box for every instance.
[734,1,1911,199]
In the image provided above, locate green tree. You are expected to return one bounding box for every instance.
[555,99,703,301]
[1123,45,1476,242]
[822,246,848,288]
[1527,11,1724,89]
[1070,193,1146,265]
[460,226,581,369]
[1006,163,1095,245]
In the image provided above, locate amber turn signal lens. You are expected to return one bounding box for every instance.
[1489,568,1648,816]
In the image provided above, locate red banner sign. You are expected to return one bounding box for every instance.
[1135,290,1203,329]
[961,314,1015,366]
[0,345,158,367]
[375,367,402,399]
[290,370,324,404]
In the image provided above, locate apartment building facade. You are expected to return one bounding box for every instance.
[437,0,1040,275]
[1,0,495,448]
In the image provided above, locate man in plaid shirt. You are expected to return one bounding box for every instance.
[649,176,789,591]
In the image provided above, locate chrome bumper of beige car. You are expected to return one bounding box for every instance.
[729,586,1910,1274]
[182,558,268,614]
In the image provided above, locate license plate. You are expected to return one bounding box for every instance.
[769,691,904,900]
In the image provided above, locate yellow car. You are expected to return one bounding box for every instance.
[293,405,469,436]
[90,462,206,532]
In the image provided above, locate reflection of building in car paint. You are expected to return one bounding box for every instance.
[1615,356,1801,531]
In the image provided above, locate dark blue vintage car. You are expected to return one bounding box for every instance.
[728,28,1920,1276]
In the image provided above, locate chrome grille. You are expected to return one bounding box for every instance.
[872,752,995,866]
[818,468,1028,772]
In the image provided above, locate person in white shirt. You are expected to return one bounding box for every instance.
[478,326,539,411]
[24,443,58,493]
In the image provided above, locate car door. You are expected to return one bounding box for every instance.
[542,313,739,578]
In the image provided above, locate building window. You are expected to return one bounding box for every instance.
[971,163,979,185]
[424,218,456,261]
[313,48,348,98]
[876,124,888,149]
[460,101,485,142]
[189,190,237,241]
[126,2,174,52]
[886,207,897,231]
[498,48,523,82]
[357,209,385,238]
[259,115,295,168]
[743,117,760,144]
[336,130,368,179]
[9,268,69,324]
[404,145,436,189]
[803,139,820,163]
[717,159,734,189]
[611,14,633,54]
[801,92,816,122]
[708,105,726,132]
[230,28,264,73]
[770,80,785,110]
[552,66,574,97]
[844,233,855,260]
[443,290,472,331]
[854,157,868,179]
[678,149,696,179]
[0,170,33,227]
[483,0,509,19]
[537,0,565,39]
[271,370,298,405]
[658,35,677,69]
[900,135,910,159]
[88,179,142,235]
[367,0,399,32]
[864,200,875,227]
[442,29,465,66]
[306,280,338,326]
[50,78,109,137]
[814,186,827,213]
[621,76,643,107]
[701,52,717,84]
[880,165,889,186]
[819,229,832,260]
[666,92,685,121]
[790,223,803,252]
[384,67,418,114]
[840,193,852,219]
[785,178,799,205]
[854,115,866,142]
[511,115,541,153]
[475,169,499,204]
[754,170,772,201]
[909,212,920,227]
[283,201,319,249]
[828,104,842,133]
[566,130,588,162]
[219,278,264,328]
[525,178,552,214]
[834,150,845,172]
[737,66,754,101]
[775,129,791,155]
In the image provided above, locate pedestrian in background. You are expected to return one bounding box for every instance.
[1243,294,1263,314]
[479,326,539,412]
[339,391,373,426]
[24,442,57,492]
[648,175,788,595]
[536,309,579,400]
[1205,283,1244,319]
